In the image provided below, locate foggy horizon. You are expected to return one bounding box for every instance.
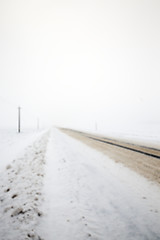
[0,0,160,136]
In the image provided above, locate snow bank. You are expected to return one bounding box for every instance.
[0,130,49,240]
[0,129,47,171]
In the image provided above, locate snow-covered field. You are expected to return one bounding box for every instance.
[91,124,160,149]
[0,128,160,240]
[0,129,47,170]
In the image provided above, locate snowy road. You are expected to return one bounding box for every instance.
[38,129,160,240]
[0,128,160,240]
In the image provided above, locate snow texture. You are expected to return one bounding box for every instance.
[38,128,160,240]
[0,128,160,240]
[0,130,49,240]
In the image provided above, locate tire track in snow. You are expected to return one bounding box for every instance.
[0,131,50,240]
[38,128,160,240]
[37,129,99,240]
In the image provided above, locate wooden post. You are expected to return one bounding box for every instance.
[18,106,21,133]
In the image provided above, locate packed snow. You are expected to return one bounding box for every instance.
[0,128,160,240]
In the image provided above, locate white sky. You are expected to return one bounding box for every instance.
[0,0,160,133]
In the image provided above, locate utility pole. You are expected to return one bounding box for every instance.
[18,106,21,133]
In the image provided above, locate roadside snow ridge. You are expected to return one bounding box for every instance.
[0,131,49,240]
